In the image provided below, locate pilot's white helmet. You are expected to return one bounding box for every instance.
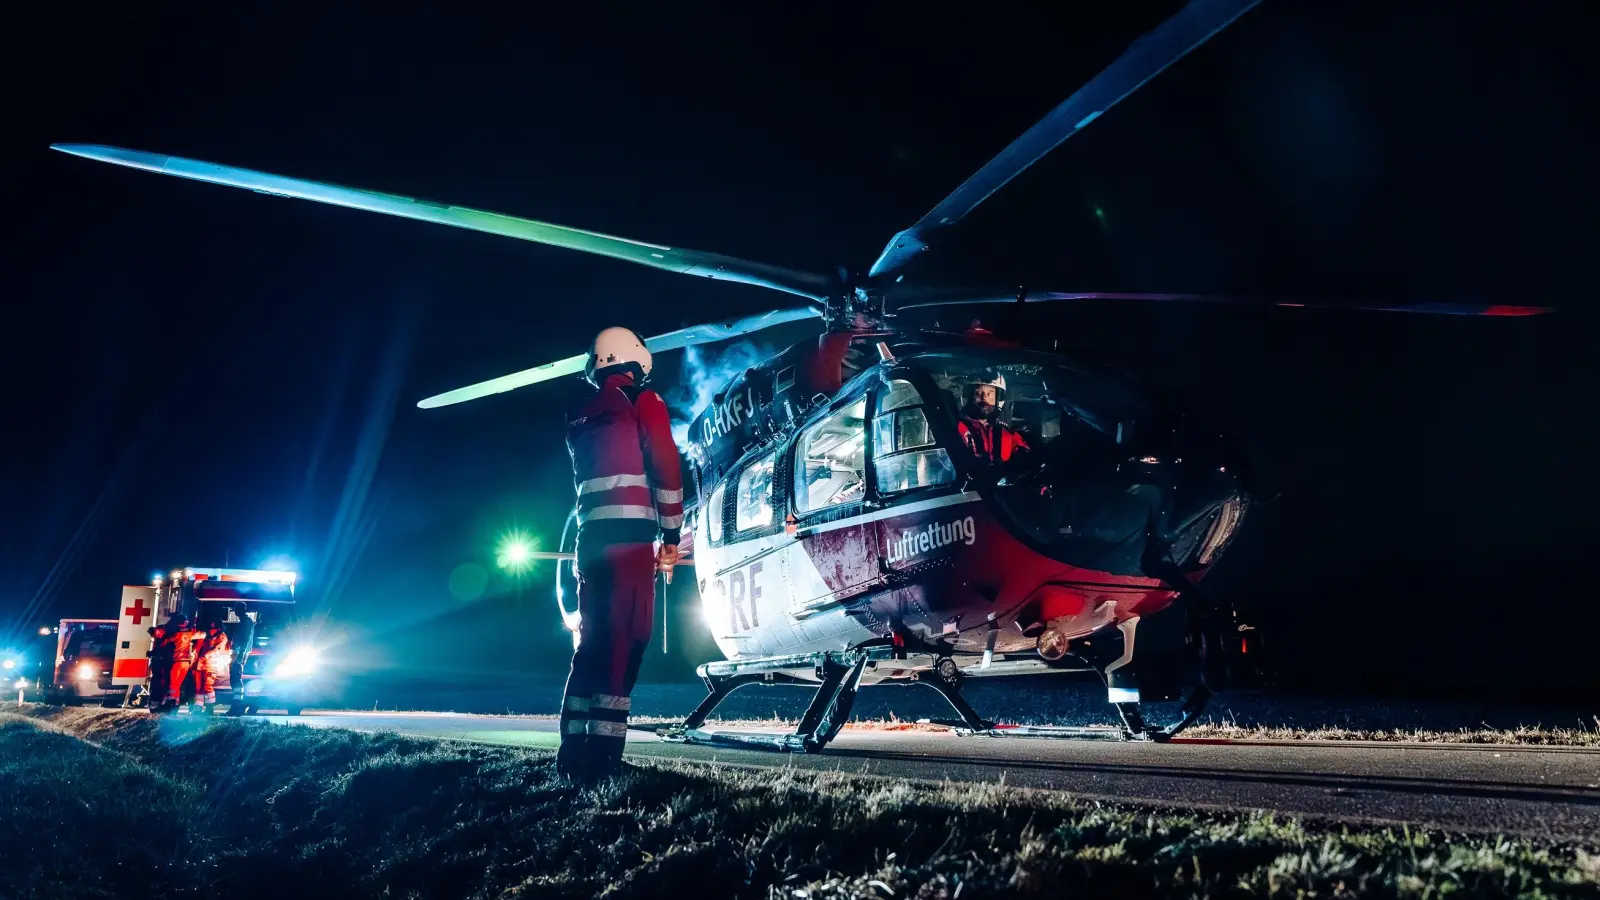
[586,327,653,386]
[968,369,1008,408]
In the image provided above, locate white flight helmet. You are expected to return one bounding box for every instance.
[968,369,1008,408]
[585,326,653,386]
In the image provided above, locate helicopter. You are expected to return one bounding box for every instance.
[52,0,1551,750]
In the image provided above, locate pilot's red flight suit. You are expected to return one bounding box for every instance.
[958,418,1029,464]
[558,371,684,781]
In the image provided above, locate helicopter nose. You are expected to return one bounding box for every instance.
[1143,434,1249,572]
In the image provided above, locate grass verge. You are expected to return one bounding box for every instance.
[5,705,1599,899]
[1179,721,1600,746]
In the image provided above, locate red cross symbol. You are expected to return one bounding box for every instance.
[124,597,151,625]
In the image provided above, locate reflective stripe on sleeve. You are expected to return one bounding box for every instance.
[563,696,592,712]
[659,514,685,530]
[653,488,683,504]
[579,474,651,496]
[564,720,589,735]
[579,505,658,523]
[592,694,631,711]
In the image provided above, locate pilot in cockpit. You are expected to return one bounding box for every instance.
[957,370,1030,466]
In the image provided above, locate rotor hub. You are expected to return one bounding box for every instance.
[823,283,888,332]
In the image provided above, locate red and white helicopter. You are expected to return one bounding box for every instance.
[54,0,1549,750]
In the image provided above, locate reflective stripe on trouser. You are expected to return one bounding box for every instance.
[195,662,220,704]
[557,542,655,778]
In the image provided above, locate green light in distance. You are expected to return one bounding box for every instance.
[496,531,535,573]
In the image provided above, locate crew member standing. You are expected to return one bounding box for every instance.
[146,613,181,709]
[160,615,200,711]
[227,608,257,716]
[147,611,181,704]
[557,327,684,783]
[192,620,231,713]
[957,370,1030,465]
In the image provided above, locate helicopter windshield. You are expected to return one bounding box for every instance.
[904,349,1149,455]
[902,349,1161,569]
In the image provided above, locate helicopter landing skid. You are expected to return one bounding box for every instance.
[658,648,877,753]
[652,645,1214,752]
[947,685,1215,743]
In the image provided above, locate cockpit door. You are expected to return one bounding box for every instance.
[869,378,961,501]
[788,396,880,616]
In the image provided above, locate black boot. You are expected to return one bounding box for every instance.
[555,735,591,783]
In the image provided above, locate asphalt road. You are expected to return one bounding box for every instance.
[263,710,1600,842]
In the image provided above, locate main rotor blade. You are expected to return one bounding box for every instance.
[634,306,824,354]
[897,289,1554,317]
[416,306,822,409]
[51,144,832,304]
[867,0,1264,280]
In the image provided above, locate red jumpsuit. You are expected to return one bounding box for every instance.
[163,625,200,705]
[558,371,684,780]
[958,417,1030,464]
[193,628,231,706]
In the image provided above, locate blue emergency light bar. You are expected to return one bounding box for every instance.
[163,567,300,603]
[184,567,298,585]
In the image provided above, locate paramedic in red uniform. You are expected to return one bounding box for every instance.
[957,370,1029,465]
[557,326,684,783]
[160,616,200,711]
[192,620,231,712]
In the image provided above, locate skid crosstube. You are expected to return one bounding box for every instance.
[663,648,876,753]
[654,641,1215,752]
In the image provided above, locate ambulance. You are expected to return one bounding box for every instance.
[112,567,323,714]
[47,618,120,703]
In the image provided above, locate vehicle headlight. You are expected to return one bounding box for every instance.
[75,663,98,681]
[274,646,320,678]
[2,659,15,670]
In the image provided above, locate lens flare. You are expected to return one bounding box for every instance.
[497,531,535,573]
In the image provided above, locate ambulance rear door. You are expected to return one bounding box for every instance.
[112,585,158,686]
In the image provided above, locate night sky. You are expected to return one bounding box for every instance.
[6,1,1596,700]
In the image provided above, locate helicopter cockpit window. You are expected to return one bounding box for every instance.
[878,379,922,414]
[706,483,726,544]
[907,350,1146,456]
[794,397,867,515]
[872,406,934,453]
[735,453,776,533]
[872,380,956,495]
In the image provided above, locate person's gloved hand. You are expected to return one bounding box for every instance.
[657,544,680,583]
